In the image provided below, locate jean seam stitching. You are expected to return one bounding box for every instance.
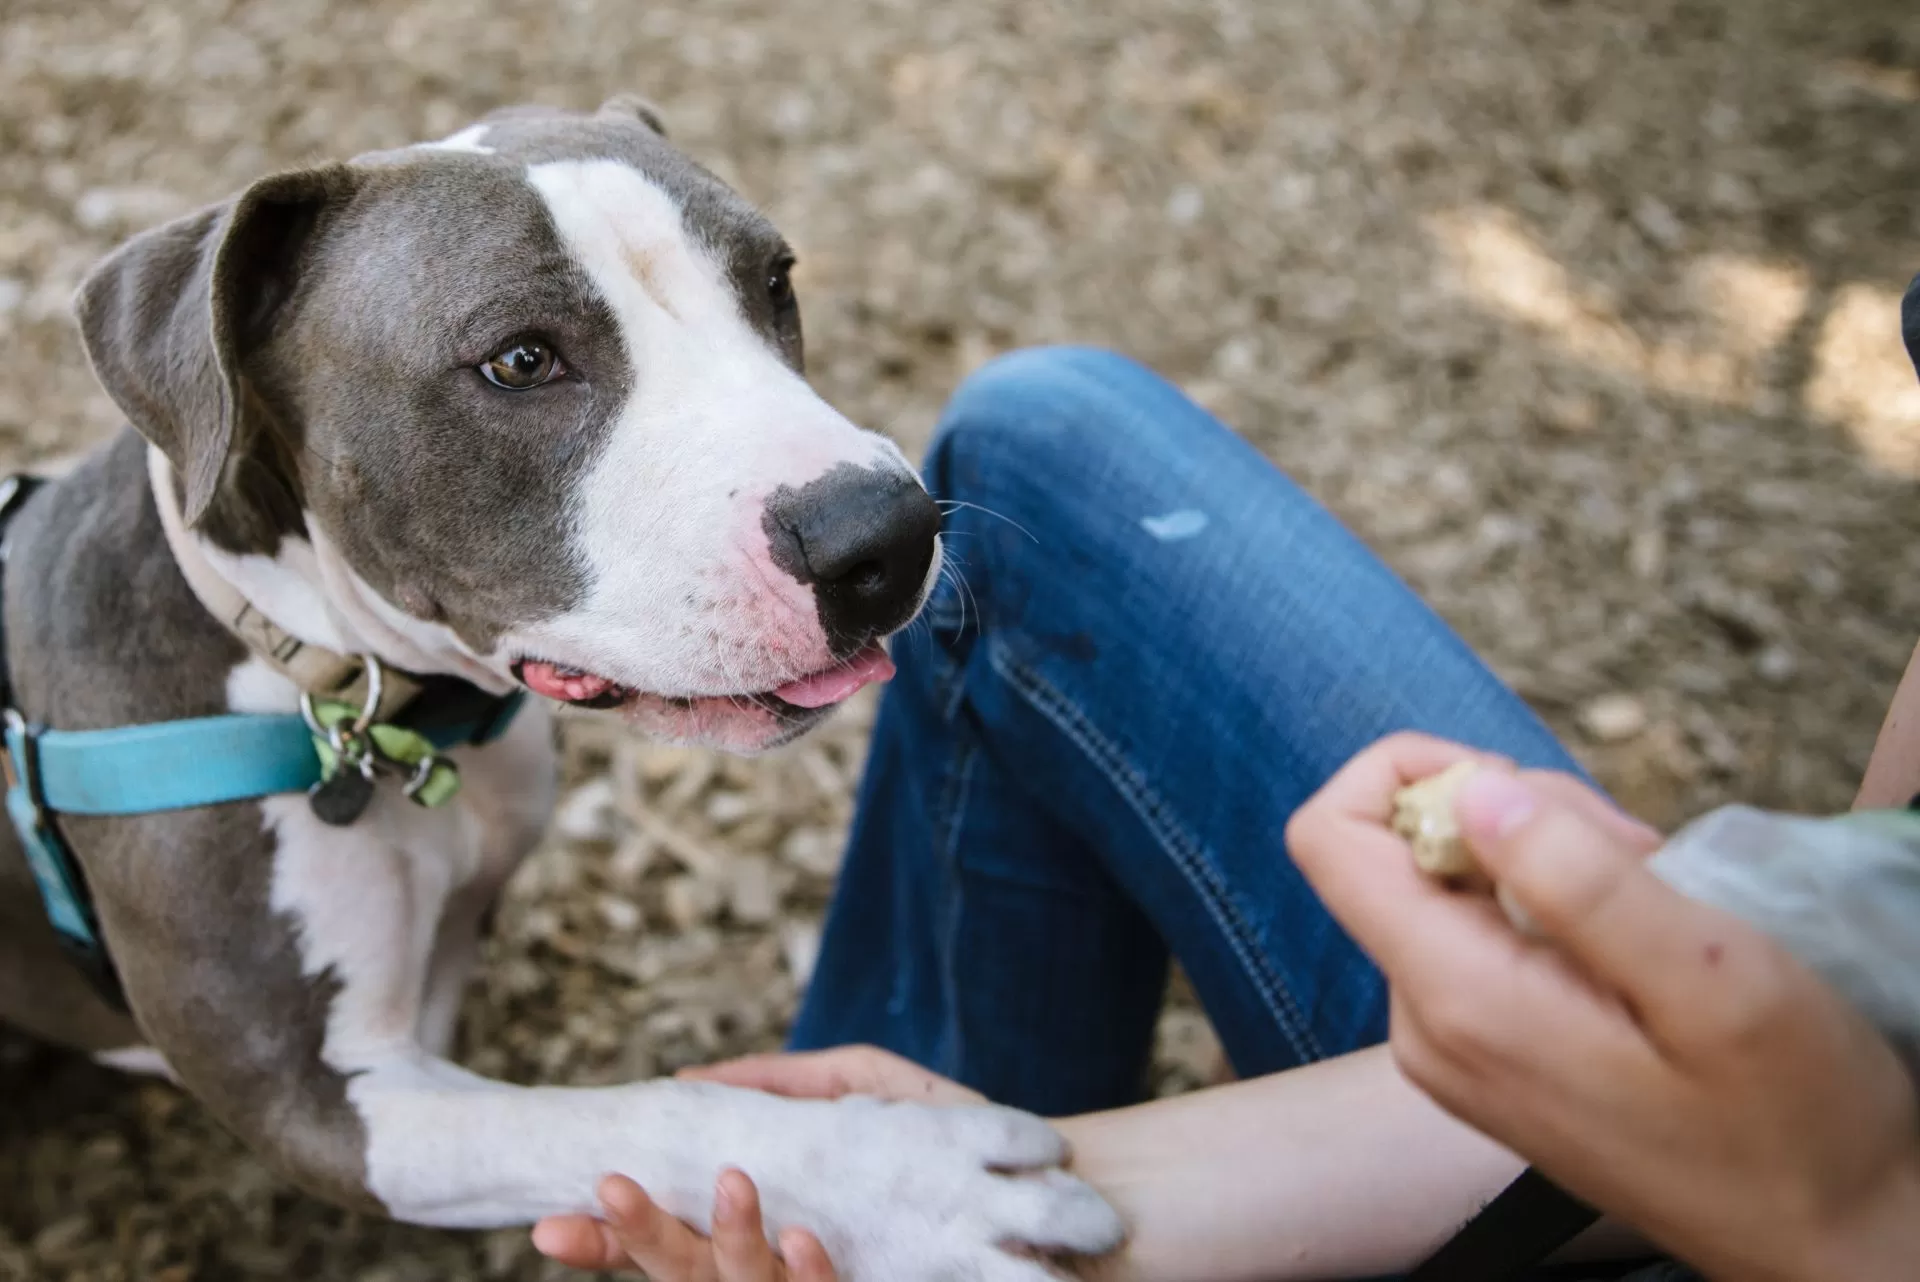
[989,642,1324,1065]
[930,733,978,1075]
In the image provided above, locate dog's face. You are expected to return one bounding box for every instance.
[75,99,939,752]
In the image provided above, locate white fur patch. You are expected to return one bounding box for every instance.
[93,1045,178,1081]
[350,1073,1126,1279]
[232,644,1117,1269]
[419,124,495,154]
[228,643,543,1061]
[225,652,300,713]
[504,159,927,706]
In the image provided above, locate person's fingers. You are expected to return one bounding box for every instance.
[678,1051,861,1098]
[1286,732,1522,956]
[1454,770,1778,1046]
[1387,938,1638,1083]
[1511,770,1664,853]
[1290,776,1518,983]
[779,1228,839,1282]
[600,1174,714,1281]
[1297,731,1511,829]
[679,1047,985,1105]
[712,1169,781,1281]
[531,1214,636,1272]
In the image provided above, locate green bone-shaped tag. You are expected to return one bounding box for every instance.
[309,700,462,809]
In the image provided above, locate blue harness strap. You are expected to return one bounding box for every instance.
[20,715,331,816]
[1,689,523,1016]
[10,700,522,817]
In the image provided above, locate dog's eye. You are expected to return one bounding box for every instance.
[767,257,796,310]
[480,340,564,390]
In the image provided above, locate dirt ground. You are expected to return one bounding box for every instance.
[2,0,1919,1278]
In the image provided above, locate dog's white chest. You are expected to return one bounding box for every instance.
[227,657,556,1062]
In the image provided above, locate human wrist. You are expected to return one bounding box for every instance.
[1056,1113,1147,1282]
[1792,1158,1920,1282]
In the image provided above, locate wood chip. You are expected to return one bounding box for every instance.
[1579,693,1649,743]
[553,778,620,843]
[662,875,724,931]
[728,855,780,924]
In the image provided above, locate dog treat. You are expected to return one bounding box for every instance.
[1394,764,1544,936]
[1391,760,1484,881]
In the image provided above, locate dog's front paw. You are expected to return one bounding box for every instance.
[760,1095,1124,1281]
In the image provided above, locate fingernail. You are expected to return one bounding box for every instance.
[714,1173,737,1221]
[599,1174,642,1219]
[1457,770,1536,842]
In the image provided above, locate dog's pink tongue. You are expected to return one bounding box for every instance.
[520,661,616,703]
[774,647,896,709]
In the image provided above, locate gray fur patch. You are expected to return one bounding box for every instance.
[0,433,375,1210]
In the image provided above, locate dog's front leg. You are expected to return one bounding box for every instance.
[83,771,1119,1280]
[344,1054,1123,1280]
[414,702,558,1055]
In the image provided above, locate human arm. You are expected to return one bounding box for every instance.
[1855,641,1920,810]
[536,1040,1535,1282]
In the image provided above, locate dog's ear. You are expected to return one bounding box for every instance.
[597,93,669,138]
[73,164,358,527]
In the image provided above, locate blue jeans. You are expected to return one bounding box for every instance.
[790,346,1583,1117]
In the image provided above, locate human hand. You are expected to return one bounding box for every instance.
[673,1044,989,1107]
[534,1169,836,1280]
[1287,732,1920,1282]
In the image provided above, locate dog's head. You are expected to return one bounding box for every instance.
[73,98,939,752]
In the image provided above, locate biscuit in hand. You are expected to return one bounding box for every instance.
[1391,760,1486,883]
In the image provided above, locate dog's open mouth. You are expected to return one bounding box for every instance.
[511,645,896,716]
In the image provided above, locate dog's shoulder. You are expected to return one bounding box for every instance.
[8,428,246,731]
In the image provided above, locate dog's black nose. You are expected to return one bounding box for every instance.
[764,464,941,648]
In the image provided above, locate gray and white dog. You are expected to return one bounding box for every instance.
[0,99,1122,1279]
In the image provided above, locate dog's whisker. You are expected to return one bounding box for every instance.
[943,560,983,637]
[937,562,970,636]
[959,567,983,631]
[712,640,757,719]
[936,500,1039,544]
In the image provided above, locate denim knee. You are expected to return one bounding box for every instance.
[925,346,1195,506]
[924,344,1315,570]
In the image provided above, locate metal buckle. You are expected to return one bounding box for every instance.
[401,753,437,800]
[299,653,385,737]
[1,708,24,793]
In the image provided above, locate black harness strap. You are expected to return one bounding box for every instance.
[1407,1167,1601,1282]
[395,672,525,749]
